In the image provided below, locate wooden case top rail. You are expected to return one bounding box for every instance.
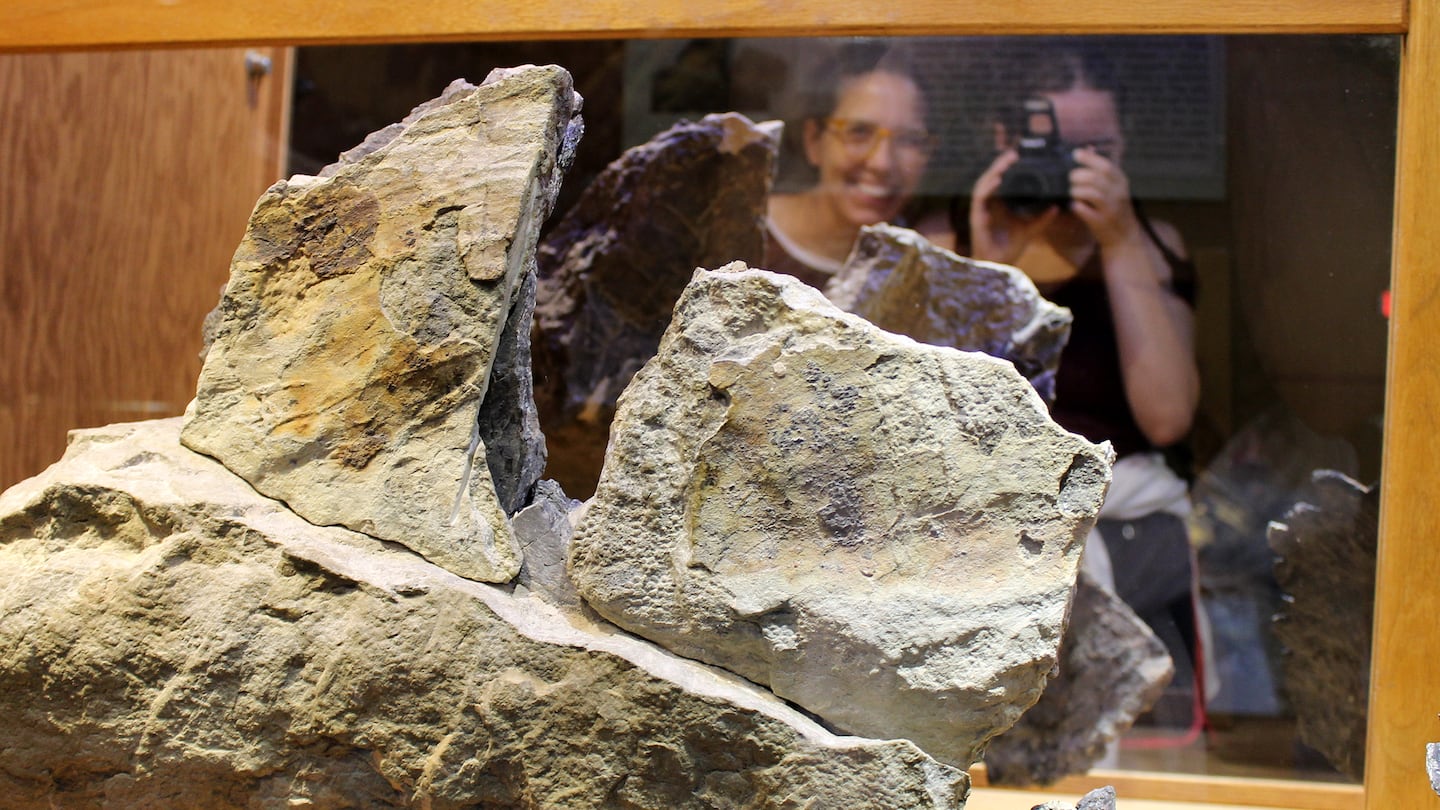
[0,0,1408,53]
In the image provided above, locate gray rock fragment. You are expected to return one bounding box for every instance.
[511,478,584,610]
[534,113,779,497]
[569,265,1113,768]
[826,224,1072,403]
[1029,785,1117,810]
[182,67,584,583]
[1428,742,1440,796]
[985,569,1173,785]
[1078,785,1119,809]
[1268,470,1378,780]
[0,419,970,810]
[479,267,548,515]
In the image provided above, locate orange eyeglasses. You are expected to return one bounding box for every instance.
[823,118,938,159]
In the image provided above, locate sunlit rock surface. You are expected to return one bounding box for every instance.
[569,265,1113,768]
[0,419,970,810]
[1268,470,1378,780]
[983,570,1172,785]
[182,67,583,583]
[825,224,1072,403]
[534,113,778,498]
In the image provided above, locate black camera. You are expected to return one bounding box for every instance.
[996,97,1079,219]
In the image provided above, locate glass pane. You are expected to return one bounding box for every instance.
[291,33,1396,791]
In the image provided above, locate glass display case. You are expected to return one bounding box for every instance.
[2,3,1434,809]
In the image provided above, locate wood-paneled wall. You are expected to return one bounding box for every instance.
[0,48,290,490]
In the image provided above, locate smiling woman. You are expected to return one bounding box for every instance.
[763,42,936,287]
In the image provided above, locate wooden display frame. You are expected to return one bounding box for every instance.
[3,2,1435,809]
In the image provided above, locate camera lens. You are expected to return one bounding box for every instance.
[1004,173,1045,198]
[998,169,1057,219]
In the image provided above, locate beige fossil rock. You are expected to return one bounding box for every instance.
[0,419,969,809]
[182,67,583,583]
[569,265,1114,768]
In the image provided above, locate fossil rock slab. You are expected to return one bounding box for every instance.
[825,224,1072,403]
[983,569,1173,786]
[0,419,969,810]
[534,113,779,498]
[1268,470,1378,780]
[182,68,583,582]
[569,265,1114,768]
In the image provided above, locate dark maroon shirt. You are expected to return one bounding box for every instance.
[1042,249,1196,458]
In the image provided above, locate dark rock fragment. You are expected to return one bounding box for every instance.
[1267,470,1379,780]
[533,113,779,498]
[985,569,1172,786]
[825,224,1072,403]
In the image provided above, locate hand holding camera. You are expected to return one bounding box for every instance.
[969,150,1060,265]
[973,96,1143,263]
[995,97,1079,218]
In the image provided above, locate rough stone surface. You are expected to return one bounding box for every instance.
[0,419,971,810]
[1267,470,1378,781]
[534,113,779,498]
[1028,785,1117,810]
[825,224,1072,403]
[479,268,549,515]
[182,67,583,583]
[512,478,584,610]
[1076,785,1118,809]
[984,569,1173,786]
[569,266,1114,768]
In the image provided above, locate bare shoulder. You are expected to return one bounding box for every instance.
[1149,218,1189,260]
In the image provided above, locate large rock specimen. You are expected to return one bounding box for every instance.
[825,224,1072,403]
[534,113,779,498]
[569,265,1114,768]
[182,67,583,583]
[0,419,970,809]
[983,570,1173,785]
[1268,470,1379,780]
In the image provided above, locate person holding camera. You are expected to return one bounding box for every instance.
[920,43,1206,731]
[765,42,937,289]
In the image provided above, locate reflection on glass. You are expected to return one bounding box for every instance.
[763,42,937,287]
[292,33,1396,790]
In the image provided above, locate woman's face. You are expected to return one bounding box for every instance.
[1044,85,1125,164]
[1039,84,1125,240]
[802,71,932,229]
